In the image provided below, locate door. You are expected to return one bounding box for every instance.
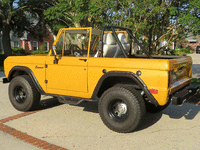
[45,56,88,93]
[45,28,91,95]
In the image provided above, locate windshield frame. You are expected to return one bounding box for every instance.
[52,27,93,57]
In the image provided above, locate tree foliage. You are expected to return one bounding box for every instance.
[105,0,187,53]
[0,0,199,56]
[45,0,195,53]
[44,0,117,33]
[178,0,200,35]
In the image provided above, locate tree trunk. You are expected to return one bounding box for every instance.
[2,24,12,56]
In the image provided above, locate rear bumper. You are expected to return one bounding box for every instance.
[171,84,199,105]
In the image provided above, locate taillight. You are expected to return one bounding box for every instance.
[172,72,178,83]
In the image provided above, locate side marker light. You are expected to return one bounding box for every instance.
[149,89,158,94]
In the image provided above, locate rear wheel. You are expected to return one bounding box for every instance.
[98,86,145,133]
[9,75,41,111]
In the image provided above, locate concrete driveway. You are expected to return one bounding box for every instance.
[0,54,200,150]
[188,53,200,78]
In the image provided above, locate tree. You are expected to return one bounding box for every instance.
[0,0,50,56]
[106,0,188,53]
[0,0,27,56]
[177,0,200,35]
[44,0,117,32]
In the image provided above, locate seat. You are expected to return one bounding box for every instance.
[114,33,130,58]
[94,33,117,57]
[103,33,117,57]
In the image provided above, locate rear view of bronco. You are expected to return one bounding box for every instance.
[3,26,199,133]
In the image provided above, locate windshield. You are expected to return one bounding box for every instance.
[55,29,90,57]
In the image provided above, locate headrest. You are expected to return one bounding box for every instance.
[105,33,115,45]
[103,33,108,43]
[118,33,128,44]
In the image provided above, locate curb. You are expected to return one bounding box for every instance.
[0,111,68,150]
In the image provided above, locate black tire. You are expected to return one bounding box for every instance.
[9,75,41,111]
[145,100,170,113]
[98,86,145,133]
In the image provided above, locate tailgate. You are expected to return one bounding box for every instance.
[169,56,192,94]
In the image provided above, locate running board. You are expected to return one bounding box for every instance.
[57,96,97,105]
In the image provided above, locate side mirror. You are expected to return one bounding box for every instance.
[53,55,59,64]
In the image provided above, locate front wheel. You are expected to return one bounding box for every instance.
[9,75,41,111]
[98,86,145,133]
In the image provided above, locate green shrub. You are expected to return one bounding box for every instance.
[169,49,176,55]
[0,66,3,71]
[175,47,193,55]
[32,44,48,54]
[191,78,200,89]
[185,46,193,53]
[12,47,27,56]
[32,49,47,54]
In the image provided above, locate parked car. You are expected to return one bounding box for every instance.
[196,46,200,54]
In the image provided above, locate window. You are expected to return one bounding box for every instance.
[14,41,18,48]
[33,41,38,51]
[44,41,49,51]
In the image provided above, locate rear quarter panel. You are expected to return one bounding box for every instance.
[88,57,170,105]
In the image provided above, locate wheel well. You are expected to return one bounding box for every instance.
[9,70,28,81]
[97,76,140,98]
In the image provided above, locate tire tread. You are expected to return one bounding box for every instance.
[99,85,146,133]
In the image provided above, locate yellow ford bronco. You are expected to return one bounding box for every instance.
[3,26,199,133]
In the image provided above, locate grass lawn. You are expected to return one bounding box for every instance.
[191,78,200,88]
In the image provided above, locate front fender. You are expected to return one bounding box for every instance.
[7,66,45,94]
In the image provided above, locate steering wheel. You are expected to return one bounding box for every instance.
[69,44,83,56]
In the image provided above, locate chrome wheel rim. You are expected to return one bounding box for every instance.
[108,99,128,123]
[14,86,26,104]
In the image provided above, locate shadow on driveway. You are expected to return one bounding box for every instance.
[136,112,162,132]
[36,97,63,111]
[137,97,200,132]
[163,95,200,120]
[34,94,199,132]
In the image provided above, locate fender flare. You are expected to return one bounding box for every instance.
[8,66,45,94]
[92,71,159,106]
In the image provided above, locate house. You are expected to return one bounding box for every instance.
[182,34,200,52]
[11,23,56,52]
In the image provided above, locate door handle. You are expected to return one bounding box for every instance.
[79,59,87,62]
